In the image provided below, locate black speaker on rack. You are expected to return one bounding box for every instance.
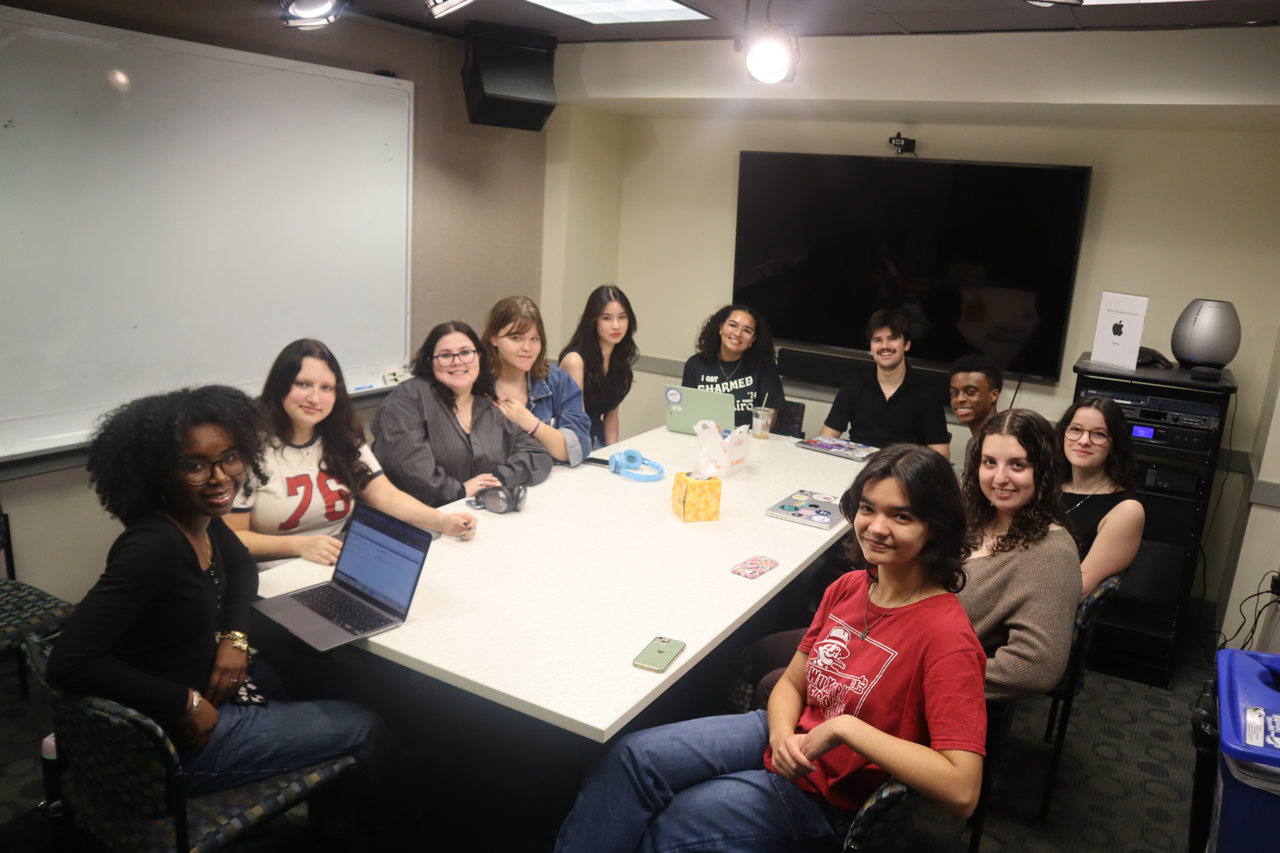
[461,24,557,132]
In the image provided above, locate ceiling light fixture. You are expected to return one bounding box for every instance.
[426,0,481,18]
[1023,0,1082,7]
[523,0,708,25]
[280,0,347,29]
[744,25,797,83]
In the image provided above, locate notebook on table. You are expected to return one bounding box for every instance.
[664,386,736,436]
[795,436,878,462]
[253,503,431,652]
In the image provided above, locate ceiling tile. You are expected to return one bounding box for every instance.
[889,7,1080,33]
[1073,0,1280,28]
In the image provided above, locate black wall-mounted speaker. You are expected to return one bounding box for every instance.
[461,24,557,132]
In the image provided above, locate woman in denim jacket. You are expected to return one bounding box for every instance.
[483,296,592,467]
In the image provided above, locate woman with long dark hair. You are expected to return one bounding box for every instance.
[555,445,986,852]
[958,408,1082,701]
[372,321,552,507]
[227,339,476,569]
[47,386,393,833]
[681,303,785,428]
[559,286,638,449]
[1056,396,1145,599]
[483,296,591,466]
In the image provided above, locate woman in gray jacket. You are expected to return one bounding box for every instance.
[372,321,552,508]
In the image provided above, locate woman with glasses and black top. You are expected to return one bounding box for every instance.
[1056,396,1145,600]
[46,386,397,841]
[372,321,552,508]
[227,339,477,571]
[681,304,785,428]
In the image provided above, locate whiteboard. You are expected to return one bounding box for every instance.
[0,7,413,462]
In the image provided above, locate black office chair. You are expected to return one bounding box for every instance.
[1038,571,1124,821]
[966,700,1015,853]
[844,778,917,851]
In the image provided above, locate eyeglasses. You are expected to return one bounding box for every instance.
[1064,425,1111,446]
[723,319,755,338]
[432,349,478,366]
[181,452,245,486]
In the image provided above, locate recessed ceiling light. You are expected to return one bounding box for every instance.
[426,0,481,18]
[523,0,708,25]
[280,0,347,29]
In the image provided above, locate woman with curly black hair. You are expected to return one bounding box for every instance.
[46,385,393,821]
[680,304,785,428]
[372,321,552,507]
[957,408,1081,701]
[227,339,476,570]
[555,445,986,853]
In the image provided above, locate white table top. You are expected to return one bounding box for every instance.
[258,427,865,742]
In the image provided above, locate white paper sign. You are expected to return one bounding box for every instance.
[1091,291,1149,370]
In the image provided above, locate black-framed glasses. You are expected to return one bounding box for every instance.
[181,452,245,485]
[1065,425,1111,446]
[432,349,478,366]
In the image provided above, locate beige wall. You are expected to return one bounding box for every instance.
[545,39,1280,606]
[1,0,546,600]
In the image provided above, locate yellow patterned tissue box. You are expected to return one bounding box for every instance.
[672,472,721,522]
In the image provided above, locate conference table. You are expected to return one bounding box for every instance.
[257,426,866,743]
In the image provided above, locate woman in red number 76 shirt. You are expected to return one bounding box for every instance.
[227,338,477,570]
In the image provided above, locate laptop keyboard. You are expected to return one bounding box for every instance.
[291,586,394,635]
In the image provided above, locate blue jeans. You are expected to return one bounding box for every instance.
[555,710,844,853]
[179,699,385,795]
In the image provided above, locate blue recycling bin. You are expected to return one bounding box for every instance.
[1209,649,1280,853]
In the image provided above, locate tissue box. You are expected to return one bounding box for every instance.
[672,472,721,522]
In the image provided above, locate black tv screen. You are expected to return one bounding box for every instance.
[732,151,1091,381]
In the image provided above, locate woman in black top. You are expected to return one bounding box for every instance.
[46,386,390,809]
[681,304,785,428]
[1056,396,1145,599]
[560,286,638,450]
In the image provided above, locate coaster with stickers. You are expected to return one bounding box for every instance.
[764,489,841,529]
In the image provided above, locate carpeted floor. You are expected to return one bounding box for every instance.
[0,629,1219,853]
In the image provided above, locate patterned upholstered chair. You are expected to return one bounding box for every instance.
[23,634,356,853]
[773,400,807,439]
[1038,572,1125,821]
[1,503,73,700]
[843,778,917,851]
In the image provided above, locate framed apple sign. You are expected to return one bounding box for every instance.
[1091,291,1149,370]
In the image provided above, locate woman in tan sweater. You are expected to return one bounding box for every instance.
[957,409,1082,702]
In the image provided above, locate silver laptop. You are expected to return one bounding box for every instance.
[664,385,736,435]
[765,489,842,529]
[253,503,431,652]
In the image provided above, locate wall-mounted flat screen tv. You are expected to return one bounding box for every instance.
[732,151,1091,381]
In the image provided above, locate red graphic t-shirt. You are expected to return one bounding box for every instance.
[763,571,987,812]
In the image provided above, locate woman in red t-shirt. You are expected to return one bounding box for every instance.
[554,445,987,853]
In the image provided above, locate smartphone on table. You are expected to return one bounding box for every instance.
[633,637,686,673]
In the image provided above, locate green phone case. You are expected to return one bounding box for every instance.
[633,637,687,673]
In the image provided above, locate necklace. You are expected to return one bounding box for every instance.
[1064,478,1111,513]
[718,358,742,381]
[861,580,925,640]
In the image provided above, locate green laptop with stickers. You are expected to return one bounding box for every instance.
[664,386,736,436]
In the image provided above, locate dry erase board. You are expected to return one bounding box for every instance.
[0,7,413,462]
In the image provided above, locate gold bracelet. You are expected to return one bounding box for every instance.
[218,631,250,652]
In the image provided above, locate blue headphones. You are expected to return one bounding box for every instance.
[609,448,664,482]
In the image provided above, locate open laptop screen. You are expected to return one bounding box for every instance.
[333,505,432,620]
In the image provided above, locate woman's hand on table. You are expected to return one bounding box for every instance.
[769,732,816,781]
[495,399,539,433]
[443,512,478,540]
[205,640,250,707]
[183,691,220,750]
[463,474,502,498]
[297,535,342,566]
